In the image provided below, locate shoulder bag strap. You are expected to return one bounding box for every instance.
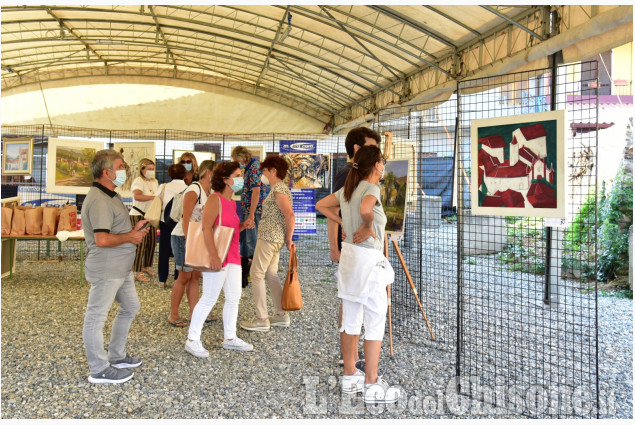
[216,193,223,227]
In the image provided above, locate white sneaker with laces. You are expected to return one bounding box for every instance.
[363,376,402,404]
[185,339,210,358]
[222,337,253,351]
[341,368,365,394]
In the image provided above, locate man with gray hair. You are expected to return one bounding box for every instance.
[81,149,150,384]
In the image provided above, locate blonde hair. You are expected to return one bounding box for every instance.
[198,159,216,178]
[231,146,252,163]
[138,158,155,178]
[179,152,199,180]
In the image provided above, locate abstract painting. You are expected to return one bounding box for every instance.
[282,153,330,189]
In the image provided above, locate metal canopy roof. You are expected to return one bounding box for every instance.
[1,5,632,130]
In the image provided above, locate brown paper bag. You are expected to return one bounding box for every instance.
[1,207,13,235]
[42,206,60,236]
[25,206,43,235]
[10,206,27,235]
[58,205,78,232]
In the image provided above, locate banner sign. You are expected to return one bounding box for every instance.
[280,140,317,154]
[291,188,316,234]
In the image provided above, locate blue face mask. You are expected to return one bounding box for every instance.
[183,163,193,172]
[230,176,244,193]
[239,163,246,170]
[111,169,127,187]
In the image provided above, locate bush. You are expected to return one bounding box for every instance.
[597,169,633,281]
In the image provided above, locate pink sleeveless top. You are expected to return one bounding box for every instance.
[212,193,241,267]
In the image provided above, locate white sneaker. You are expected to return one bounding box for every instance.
[222,337,253,351]
[363,376,402,404]
[341,368,365,394]
[185,339,209,358]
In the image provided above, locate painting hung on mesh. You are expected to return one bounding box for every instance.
[282,153,330,189]
[380,159,409,235]
[470,110,566,218]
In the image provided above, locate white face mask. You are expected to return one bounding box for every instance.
[111,169,127,187]
[145,170,155,179]
[261,174,270,186]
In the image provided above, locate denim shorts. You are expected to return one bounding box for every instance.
[171,234,193,272]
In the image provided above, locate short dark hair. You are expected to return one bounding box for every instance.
[344,127,381,159]
[260,155,289,180]
[91,149,123,179]
[168,163,186,180]
[211,161,241,192]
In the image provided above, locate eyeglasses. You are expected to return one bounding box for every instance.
[381,156,387,165]
[180,160,193,164]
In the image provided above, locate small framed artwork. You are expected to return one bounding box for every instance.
[380,159,409,235]
[113,142,156,179]
[246,145,265,162]
[470,110,566,217]
[2,137,33,175]
[173,150,216,166]
[47,138,104,194]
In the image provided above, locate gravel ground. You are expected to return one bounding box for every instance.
[1,258,632,419]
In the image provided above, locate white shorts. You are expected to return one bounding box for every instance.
[339,266,388,341]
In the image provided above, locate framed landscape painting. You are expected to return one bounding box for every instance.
[470,110,566,217]
[2,137,33,175]
[380,159,409,235]
[47,138,104,194]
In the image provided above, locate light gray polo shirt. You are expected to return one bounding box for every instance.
[82,182,136,281]
[335,180,386,251]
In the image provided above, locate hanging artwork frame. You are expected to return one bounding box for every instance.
[46,138,104,194]
[470,109,566,217]
[380,159,409,235]
[2,137,34,175]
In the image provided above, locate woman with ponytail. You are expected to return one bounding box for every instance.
[316,145,401,404]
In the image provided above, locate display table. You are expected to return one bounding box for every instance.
[1,234,85,284]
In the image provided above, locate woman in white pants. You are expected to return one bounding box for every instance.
[316,145,401,404]
[184,161,254,357]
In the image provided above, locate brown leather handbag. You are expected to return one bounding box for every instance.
[185,194,234,272]
[281,243,302,311]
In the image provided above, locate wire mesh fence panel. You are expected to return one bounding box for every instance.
[456,62,599,418]
[373,102,459,351]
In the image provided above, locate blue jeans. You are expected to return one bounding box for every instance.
[239,213,261,257]
[83,272,140,374]
[171,234,193,272]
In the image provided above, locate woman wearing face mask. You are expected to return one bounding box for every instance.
[179,152,199,185]
[316,145,401,404]
[239,155,295,332]
[167,160,215,327]
[129,158,159,282]
[185,161,254,357]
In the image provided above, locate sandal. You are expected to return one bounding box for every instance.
[136,273,150,282]
[205,315,218,323]
[144,268,155,277]
[168,318,188,327]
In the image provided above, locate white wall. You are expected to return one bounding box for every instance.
[1,84,324,134]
